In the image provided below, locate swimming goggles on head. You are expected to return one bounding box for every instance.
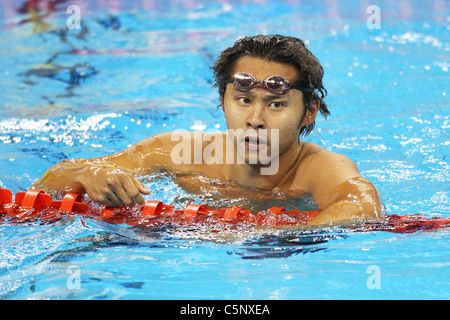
[228,72,314,95]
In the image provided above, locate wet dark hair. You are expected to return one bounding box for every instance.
[212,34,330,137]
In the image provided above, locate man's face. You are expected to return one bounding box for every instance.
[222,55,314,166]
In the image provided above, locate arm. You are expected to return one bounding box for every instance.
[33,132,177,207]
[302,152,382,226]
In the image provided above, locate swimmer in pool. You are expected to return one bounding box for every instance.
[33,34,383,225]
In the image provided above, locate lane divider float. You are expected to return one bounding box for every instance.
[0,187,449,232]
[0,187,320,227]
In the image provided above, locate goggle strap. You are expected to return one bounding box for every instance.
[289,83,314,93]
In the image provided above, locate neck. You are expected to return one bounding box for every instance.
[231,142,302,191]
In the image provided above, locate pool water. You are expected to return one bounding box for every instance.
[0,0,449,300]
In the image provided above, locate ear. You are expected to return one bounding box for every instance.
[301,100,320,127]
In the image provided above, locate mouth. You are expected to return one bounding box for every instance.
[244,136,267,150]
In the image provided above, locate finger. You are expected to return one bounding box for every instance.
[134,179,151,202]
[109,183,134,207]
[102,181,127,207]
[121,177,146,205]
[136,181,151,195]
[85,185,118,207]
[105,190,125,207]
[95,193,121,208]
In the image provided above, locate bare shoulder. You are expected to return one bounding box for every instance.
[293,142,383,215]
[298,142,358,171]
[294,142,362,193]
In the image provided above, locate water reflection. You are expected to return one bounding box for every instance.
[20,62,98,95]
[232,228,346,259]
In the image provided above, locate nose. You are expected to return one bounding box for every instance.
[246,105,266,130]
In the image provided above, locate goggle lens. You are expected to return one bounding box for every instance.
[235,73,255,89]
[265,76,285,92]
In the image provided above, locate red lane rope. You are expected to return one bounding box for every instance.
[0,187,449,232]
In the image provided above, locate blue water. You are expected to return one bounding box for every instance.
[0,0,449,300]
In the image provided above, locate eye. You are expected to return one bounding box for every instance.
[269,101,285,109]
[237,97,251,104]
